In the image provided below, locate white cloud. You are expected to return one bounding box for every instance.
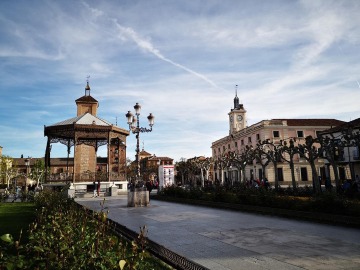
[0,0,359,161]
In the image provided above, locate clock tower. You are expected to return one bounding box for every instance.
[228,85,246,134]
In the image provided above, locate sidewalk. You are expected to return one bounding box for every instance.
[76,195,360,270]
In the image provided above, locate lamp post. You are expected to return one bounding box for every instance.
[126,103,155,184]
[24,158,30,190]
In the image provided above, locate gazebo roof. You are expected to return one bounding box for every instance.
[44,113,129,148]
[49,113,112,127]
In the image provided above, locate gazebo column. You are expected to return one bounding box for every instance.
[73,137,77,183]
[66,139,71,179]
[107,134,111,182]
[45,137,51,183]
[95,140,99,183]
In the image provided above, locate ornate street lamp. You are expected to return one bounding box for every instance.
[24,158,30,190]
[126,103,154,184]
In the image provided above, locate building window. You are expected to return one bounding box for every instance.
[256,134,260,141]
[339,167,346,180]
[241,139,244,145]
[273,131,280,138]
[300,167,308,181]
[228,144,230,149]
[354,147,360,160]
[235,141,238,148]
[248,137,252,143]
[277,168,284,181]
[297,130,304,138]
[223,146,225,151]
[218,148,220,153]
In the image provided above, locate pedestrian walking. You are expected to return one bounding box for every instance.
[93,181,98,197]
[356,175,360,193]
[97,180,100,197]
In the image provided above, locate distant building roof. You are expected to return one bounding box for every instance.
[139,149,152,159]
[75,95,98,103]
[147,156,173,161]
[319,117,360,134]
[272,119,345,127]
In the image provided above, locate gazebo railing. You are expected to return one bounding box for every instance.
[47,172,126,183]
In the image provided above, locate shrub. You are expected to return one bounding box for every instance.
[1,190,172,270]
[159,185,360,217]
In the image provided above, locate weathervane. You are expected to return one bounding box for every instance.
[85,75,91,95]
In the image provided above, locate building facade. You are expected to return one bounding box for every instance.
[319,118,360,181]
[139,150,174,182]
[211,92,345,186]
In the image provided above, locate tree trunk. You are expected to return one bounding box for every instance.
[200,168,204,187]
[330,161,341,192]
[290,161,296,190]
[310,161,320,194]
[273,162,279,191]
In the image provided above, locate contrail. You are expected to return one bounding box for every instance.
[113,22,218,88]
[83,1,218,88]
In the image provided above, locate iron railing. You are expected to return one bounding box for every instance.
[47,172,126,183]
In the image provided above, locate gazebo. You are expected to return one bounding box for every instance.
[43,81,129,193]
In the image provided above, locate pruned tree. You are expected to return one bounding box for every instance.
[187,159,200,186]
[258,139,283,191]
[228,146,254,183]
[319,135,344,192]
[175,158,188,185]
[214,154,228,185]
[0,156,19,188]
[253,143,271,181]
[280,138,299,190]
[298,135,323,194]
[196,157,213,187]
[29,159,48,187]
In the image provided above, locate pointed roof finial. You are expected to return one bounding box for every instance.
[85,75,90,95]
[233,84,240,109]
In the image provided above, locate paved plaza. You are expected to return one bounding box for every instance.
[76,195,360,270]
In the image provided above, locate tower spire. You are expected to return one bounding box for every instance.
[85,75,91,96]
[234,84,239,109]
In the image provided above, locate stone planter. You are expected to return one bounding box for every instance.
[67,183,75,198]
[127,187,149,207]
[110,186,118,196]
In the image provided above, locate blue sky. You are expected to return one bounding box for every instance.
[1,0,360,162]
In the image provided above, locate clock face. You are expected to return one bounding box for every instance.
[237,115,243,121]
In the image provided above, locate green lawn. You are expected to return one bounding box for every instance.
[0,202,36,242]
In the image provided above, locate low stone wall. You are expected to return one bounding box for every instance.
[153,195,360,228]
